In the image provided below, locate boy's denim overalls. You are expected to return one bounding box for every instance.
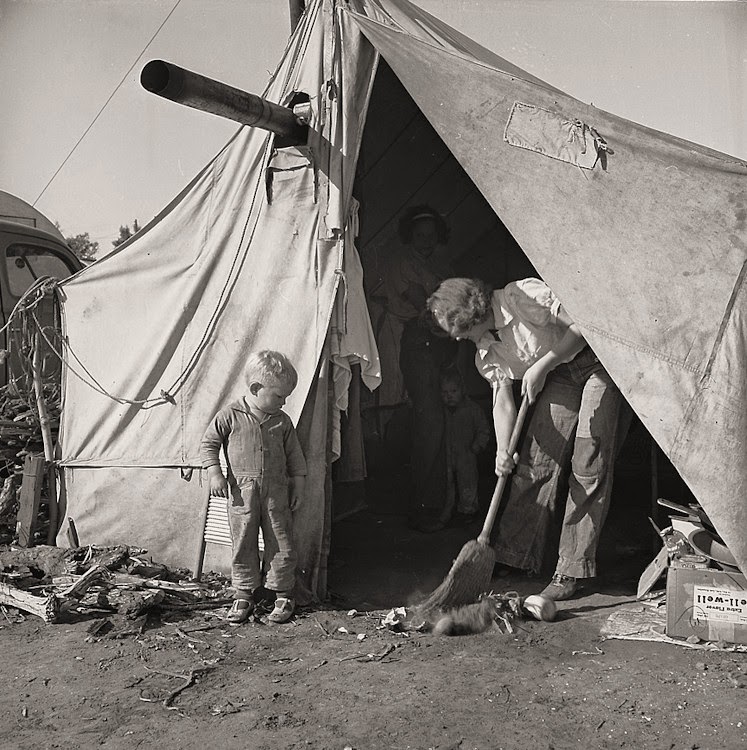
[200,400,307,595]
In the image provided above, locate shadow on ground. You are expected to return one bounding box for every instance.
[327,460,657,612]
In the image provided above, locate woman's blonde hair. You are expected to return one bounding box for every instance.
[245,350,298,390]
[427,278,492,338]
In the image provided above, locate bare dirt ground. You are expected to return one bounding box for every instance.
[1,475,746,750]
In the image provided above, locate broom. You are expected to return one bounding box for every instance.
[417,393,530,613]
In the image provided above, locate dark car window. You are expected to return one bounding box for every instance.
[6,243,78,296]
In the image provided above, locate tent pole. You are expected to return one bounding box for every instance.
[32,331,59,545]
[289,0,306,34]
[32,332,54,464]
[650,438,660,554]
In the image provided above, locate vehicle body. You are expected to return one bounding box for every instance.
[0,194,83,385]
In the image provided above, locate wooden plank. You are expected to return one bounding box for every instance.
[16,454,45,547]
[0,581,59,623]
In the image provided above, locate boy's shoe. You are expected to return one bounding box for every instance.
[267,596,295,624]
[539,573,581,601]
[226,597,255,624]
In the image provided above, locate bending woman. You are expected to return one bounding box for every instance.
[427,277,623,601]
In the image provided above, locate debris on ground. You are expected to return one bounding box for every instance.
[380,591,527,637]
[601,604,747,653]
[0,543,232,630]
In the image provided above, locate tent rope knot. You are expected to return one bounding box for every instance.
[569,119,589,154]
[159,390,176,405]
[589,126,609,152]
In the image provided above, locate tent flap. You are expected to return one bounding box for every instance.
[348,6,747,574]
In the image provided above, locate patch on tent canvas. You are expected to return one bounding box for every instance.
[504,102,609,170]
[265,148,316,204]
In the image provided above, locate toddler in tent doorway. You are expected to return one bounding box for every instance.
[427,367,490,531]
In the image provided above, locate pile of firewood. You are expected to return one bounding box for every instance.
[0,381,58,469]
[0,544,232,635]
[0,382,60,541]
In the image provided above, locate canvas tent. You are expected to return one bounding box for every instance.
[55,0,747,598]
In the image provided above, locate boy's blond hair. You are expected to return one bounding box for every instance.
[245,350,298,391]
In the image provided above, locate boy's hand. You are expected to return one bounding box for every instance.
[290,489,303,511]
[208,469,228,498]
[289,475,305,511]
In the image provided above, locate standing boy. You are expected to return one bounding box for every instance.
[200,350,307,624]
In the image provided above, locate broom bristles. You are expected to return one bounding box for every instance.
[417,539,495,613]
[417,396,529,614]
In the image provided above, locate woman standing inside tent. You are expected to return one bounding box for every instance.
[368,206,455,526]
[368,205,452,409]
[427,277,624,600]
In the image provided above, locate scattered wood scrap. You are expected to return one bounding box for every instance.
[0,543,232,629]
[0,580,59,623]
[0,475,18,517]
[58,563,111,598]
[0,544,74,577]
[140,666,214,709]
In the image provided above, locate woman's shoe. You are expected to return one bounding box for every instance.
[226,597,254,624]
[539,573,580,601]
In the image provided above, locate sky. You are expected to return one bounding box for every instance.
[1,0,745,250]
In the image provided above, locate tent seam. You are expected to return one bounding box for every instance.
[575,322,704,375]
[669,259,747,468]
[343,8,564,97]
[703,259,747,381]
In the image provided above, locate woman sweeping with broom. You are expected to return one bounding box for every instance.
[425,277,624,603]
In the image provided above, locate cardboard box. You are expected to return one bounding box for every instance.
[666,565,747,645]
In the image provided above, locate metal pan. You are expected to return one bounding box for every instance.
[687,528,739,569]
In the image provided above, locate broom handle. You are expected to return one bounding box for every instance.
[477,393,530,545]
